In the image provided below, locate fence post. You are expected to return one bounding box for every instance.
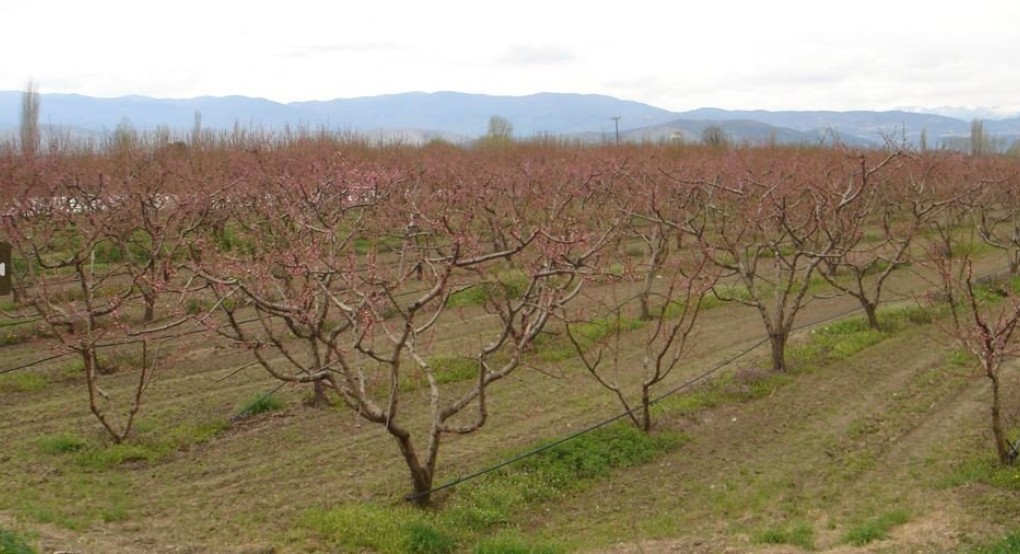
[0,241,11,295]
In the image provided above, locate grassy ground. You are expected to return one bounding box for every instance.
[1,258,1019,553]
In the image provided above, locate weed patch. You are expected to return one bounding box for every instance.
[947,348,975,367]
[405,521,457,554]
[0,527,35,554]
[233,391,284,419]
[447,271,530,308]
[301,423,683,551]
[472,530,563,553]
[299,504,435,554]
[706,284,752,307]
[789,316,888,369]
[972,530,1020,554]
[73,443,165,467]
[942,457,1020,491]
[537,315,644,362]
[755,521,814,550]
[37,434,89,454]
[652,385,722,416]
[37,420,228,468]
[0,372,48,393]
[401,356,479,391]
[842,509,910,546]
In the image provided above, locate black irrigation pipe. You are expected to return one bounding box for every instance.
[405,333,771,502]
[0,353,69,375]
[0,315,263,375]
[404,292,923,503]
[0,316,43,329]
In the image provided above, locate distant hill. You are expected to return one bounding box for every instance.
[675,108,974,146]
[619,118,874,148]
[1,90,1018,148]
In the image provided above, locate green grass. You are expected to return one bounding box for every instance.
[788,303,940,372]
[788,316,888,370]
[651,368,792,420]
[447,271,531,308]
[401,356,480,391]
[300,504,443,554]
[4,462,137,530]
[537,315,644,362]
[973,274,1020,303]
[0,372,48,393]
[447,284,491,308]
[842,509,910,546]
[353,234,404,254]
[73,443,166,468]
[472,530,564,553]
[405,521,458,554]
[652,385,723,415]
[755,521,815,550]
[705,284,753,306]
[972,530,1020,554]
[0,527,36,554]
[942,457,1020,491]
[947,348,975,367]
[36,420,228,468]
[37,434,89,454]
[184,298,214,315]
[300,423,685,552]
[0,322,49,346]
[233,391,285,419]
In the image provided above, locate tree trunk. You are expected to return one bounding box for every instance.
[640,386,652,433]
[83,347,126,444]
[143,293,155,323]
[825,258,838,278]
[769,331,788,373]
[989,373,1014,465]
[308,378,329,407]
[863,301,880,330]
[638,291,652,322]
[392,429,435,506]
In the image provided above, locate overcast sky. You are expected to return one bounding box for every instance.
[2,0,1018,114]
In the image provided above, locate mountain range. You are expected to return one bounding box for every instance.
[2,90,1019,149]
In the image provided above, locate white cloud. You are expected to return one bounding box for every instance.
[497,45,575,66]
[3,0,1019,112]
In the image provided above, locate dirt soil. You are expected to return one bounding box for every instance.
[2,261,1018,552]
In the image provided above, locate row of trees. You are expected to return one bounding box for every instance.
[2,139,1018,502]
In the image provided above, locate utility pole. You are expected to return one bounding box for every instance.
[611,116,621,144]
